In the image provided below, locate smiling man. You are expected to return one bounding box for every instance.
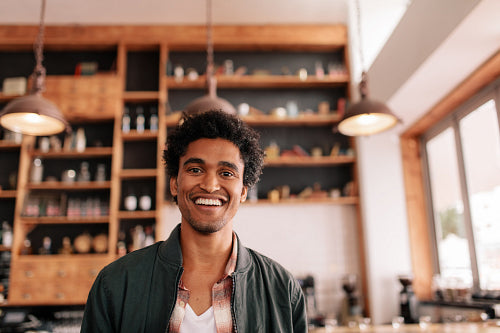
[81,110,307,333]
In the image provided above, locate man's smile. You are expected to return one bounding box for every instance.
[194,197,223,206]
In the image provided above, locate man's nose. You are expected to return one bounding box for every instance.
[199,172,220,193]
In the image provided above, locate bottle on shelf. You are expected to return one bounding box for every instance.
[30,157,44,183]
[95,163,106,182]
[20,237,33,255]
[75,127,87,153]
[149,106,158,132]
[1,222,13,248]
[77,161,91,182]
[122,106,131,133]
[136,106,145,133]
[144,225,155,247]
[38,236,52,255]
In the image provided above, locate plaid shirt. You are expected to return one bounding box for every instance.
[168,233,238,333]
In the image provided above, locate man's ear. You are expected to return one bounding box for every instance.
[240,185,248,203]
[170,177,178,197]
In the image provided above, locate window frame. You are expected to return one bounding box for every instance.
[421,78,500,293]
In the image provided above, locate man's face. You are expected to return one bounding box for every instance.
[170,138,248,234]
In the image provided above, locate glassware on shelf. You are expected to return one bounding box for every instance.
[122,106,131,133]
[139,188,152,211]
[136,106,145,133]
[95,164,106,182]
[30,157,44,183]
[77,162,91,182]
[149,106,158,132]
[75,127,86,153]
[124,190,137,211]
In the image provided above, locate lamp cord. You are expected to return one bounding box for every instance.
[206,0,216,97]
[354,0,368,98]
[31,0,47,94]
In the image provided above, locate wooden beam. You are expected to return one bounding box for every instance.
[402,50,500,139]
[400,136,433,299]
[0,25,347,51]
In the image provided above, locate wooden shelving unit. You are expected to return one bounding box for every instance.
[0,24,366,307]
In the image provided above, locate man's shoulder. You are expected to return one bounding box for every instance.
[101,242,163,277]
[244,247,297,283]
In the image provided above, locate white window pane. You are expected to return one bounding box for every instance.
[426,127,472,283]
[460,99,500,290]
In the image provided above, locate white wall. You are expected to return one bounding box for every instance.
[162,203,361,318]
[355,129,412,324]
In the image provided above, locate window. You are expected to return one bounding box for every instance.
[423,81,500,295]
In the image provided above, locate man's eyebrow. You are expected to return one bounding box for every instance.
[183,157,204,166]
[219,161,240,173]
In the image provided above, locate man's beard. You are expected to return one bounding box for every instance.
[185,216,228,234]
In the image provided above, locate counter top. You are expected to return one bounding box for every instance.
[310,323,500,332]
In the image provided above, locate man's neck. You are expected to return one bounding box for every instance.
[179,221,234,273]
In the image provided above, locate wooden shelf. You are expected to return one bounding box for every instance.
[20,216,109,224]
[264,155,355,167]
[16,253,111,261]
[165,112,342,127]
[0,140,22,150]
[123,91,160,102]
[243,113,341,126]
[122,130,159,141]
[246,196,359,205]
[30,147,113,158]
[0,245,12,252]
[120,169,157,179]
[0,190,17,198]
[0,92,23,102]
[27,181,111,190]
[117,210,156,219]
[166,74,349,89]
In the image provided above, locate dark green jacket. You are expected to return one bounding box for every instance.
[81,224,307,332]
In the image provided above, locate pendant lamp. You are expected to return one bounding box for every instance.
[0,0,69,136]
[183,0,236,116]
[337,0,399,136]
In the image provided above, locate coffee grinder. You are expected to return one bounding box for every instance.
[398,274,418,323]
[340,274,362,325]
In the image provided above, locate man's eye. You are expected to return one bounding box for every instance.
[188,167,202,173]
[221,171,234,177]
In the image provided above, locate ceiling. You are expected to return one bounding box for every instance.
[0,0,498,133]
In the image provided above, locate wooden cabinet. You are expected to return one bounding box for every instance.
[9,256,108,304]
[43,75,122,121]
[0,24,363,306]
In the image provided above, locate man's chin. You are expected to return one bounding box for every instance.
[187,220,227,234]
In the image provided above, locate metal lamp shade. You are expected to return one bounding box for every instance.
[0,94,69,136]
[184,94,237,116]
[338,98,399,136]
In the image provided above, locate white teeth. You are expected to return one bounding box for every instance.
[195,198,222,206]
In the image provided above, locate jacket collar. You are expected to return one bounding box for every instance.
[157,223,252,273]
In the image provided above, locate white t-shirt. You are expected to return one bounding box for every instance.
[179,304,217,333]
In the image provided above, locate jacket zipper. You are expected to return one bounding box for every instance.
[165,267,184,333]
[231,274,238,332]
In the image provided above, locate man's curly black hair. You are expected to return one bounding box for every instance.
[163,110,265,188]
